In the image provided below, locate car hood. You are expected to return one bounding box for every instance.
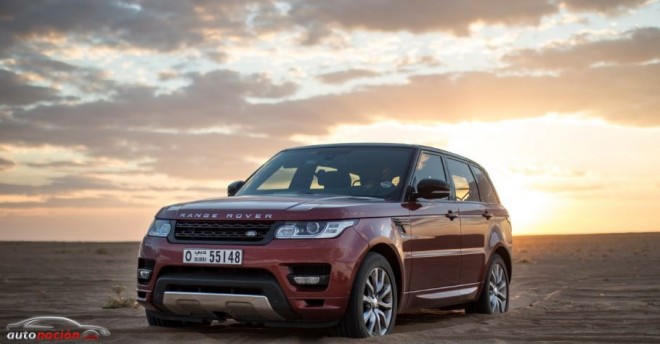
[156,195,408,221]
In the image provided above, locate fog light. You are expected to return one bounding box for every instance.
[293,276,321,285]
[137,258,155,284]
[138,269,152,281]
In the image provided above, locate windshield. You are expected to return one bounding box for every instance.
[237,147,414,200]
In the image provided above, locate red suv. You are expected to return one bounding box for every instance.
[137,143,512,337]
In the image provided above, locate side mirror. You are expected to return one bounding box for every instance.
[227,180,245,197]
[416,179,451,200]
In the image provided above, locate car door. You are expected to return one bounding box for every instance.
[407,152,461,293]
[445,158,489,286]
[462,164,509,285]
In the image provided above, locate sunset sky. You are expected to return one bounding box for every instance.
[1,0,659,241]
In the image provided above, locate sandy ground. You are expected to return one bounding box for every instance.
[1,233,659,343]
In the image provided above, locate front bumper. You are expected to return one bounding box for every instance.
[137,227,369,323]
[154,270,295,322]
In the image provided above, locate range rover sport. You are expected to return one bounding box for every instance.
[137,143,512,337]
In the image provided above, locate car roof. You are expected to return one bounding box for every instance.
[283,142,483,169]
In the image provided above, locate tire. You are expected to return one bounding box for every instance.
[462,301,478,314]
[335,252,398,338]
[472,254,509,314]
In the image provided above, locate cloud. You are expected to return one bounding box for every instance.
[139,132,294,180]
[0,157,14,171]
[560,0,649,13]
[24,160,87,169]
[0,68,58,105]
[0,69,303,181]
[397,55,442,69]
[289,0,552,36]
[0,171,229,205]
[504,27,660,70]
[2,77,294,193]
[0,124,295,181]
[256,63,660,129]
[2,61,658,187]
[181,69,298,99]
[205,51,229,63]
[1,0,650,60]
[0,53,116,107]
[0,0,265,53]
[317,69,380,84]
[6,69,296,133]
[1,19,658,199]
[0,196,140,209]
[0,175,117,196]
[2,0,658,240]
[158,70,180,81]
[11,54,117,95]
[287,0,648,38]
[298,21,335,45]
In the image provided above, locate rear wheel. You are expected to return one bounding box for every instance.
[472,254,509,314]
[336,252,398,338]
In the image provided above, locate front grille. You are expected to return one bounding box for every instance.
[159,266,272,276]
[173,220,274,242]
[157,267,275,296]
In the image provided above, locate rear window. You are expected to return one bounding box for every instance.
[471,166,500,204]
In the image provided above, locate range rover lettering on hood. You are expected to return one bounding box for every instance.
[179,212,273,220]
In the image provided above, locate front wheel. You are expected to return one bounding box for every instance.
[336,252,398,338]
[473,254,509,314]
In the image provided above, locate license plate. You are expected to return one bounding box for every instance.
[183,249,243,265]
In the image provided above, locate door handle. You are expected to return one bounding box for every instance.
[482,211,493,220]
[446,210,458,220]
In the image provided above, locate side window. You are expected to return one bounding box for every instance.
[446,159,480,202]
[413,152,446,184]
[471,166,500,204]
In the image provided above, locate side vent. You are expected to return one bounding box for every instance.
[392,218,410,233]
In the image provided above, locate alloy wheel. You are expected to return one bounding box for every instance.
[488,262,508,313]
[362,267,394,336]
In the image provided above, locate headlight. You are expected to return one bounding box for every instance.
[275,220,357,239]
[147,219,172,237]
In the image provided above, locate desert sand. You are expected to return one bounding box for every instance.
[1,233,659,343]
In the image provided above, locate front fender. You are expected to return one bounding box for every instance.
[351,217,408,303]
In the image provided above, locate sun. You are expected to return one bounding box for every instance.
[493,174,558,236]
